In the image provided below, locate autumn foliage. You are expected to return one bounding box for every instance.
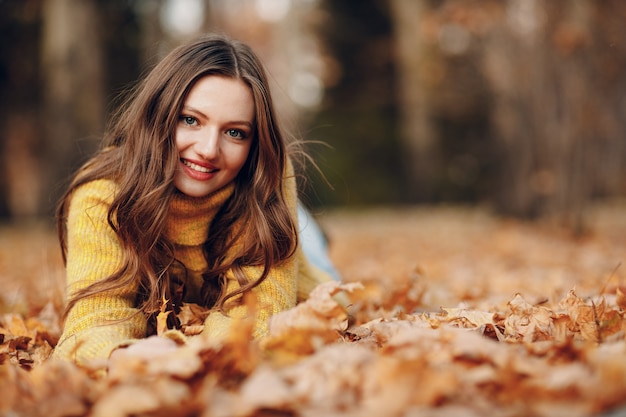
[1,205,626,417]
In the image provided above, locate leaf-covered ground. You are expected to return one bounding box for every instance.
[1,202,626,417]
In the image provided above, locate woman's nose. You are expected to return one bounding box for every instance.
[195,128,220,159]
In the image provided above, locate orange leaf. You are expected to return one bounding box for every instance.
[616,287,626,310]
[156,295,171,336]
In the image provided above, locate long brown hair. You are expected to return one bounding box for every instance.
[57,34,298,323]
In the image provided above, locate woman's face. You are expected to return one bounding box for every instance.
[174,75,255,198]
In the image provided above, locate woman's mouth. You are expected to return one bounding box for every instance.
[181,158,217,174]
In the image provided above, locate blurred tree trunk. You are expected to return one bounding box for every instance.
[482,0,595,232]
[589,1,626,198]
[305,0,403,206]
[135,0,166,67]
[40,0,104,214]
[0,0,43,219]
[389,0,440,202]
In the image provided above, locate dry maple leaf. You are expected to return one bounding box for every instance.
[559,290,604,342]
[347,269,427,323]
[269,281,361,334]
[439,306,505,341]
[504,293,555,342]
[262,282,361,361]
[599,309,624,341]
[440,307,496,328]
[178,302,211,334]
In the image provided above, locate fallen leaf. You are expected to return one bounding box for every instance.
[504,293,555,342]
[156,294,171,336]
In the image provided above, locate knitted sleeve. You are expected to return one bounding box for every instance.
[202,160,332,340]
[53,179,147,365]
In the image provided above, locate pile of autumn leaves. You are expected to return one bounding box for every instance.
[2,273,626,417]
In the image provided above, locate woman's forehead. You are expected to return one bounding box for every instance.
[184,75,255,124]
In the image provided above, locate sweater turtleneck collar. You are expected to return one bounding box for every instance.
[165,183,235,246]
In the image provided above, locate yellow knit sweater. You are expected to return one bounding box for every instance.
[53,170,331,365]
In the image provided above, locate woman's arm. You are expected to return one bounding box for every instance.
[53,179,147,366]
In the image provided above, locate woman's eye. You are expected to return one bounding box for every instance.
[226,129,245,139]
[180,116,197,126]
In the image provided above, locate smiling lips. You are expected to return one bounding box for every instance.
[180,158,218,180]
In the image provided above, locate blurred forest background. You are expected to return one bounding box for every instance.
[2,0,626,233]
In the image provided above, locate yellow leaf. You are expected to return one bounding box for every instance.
[156,295,171,336]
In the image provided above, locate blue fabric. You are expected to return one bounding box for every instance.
[298,203,342,281]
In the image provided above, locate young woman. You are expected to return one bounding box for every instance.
[52,34,339,366]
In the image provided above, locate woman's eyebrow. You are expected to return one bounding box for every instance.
[229,120,254,129]
[181,105,205,117]
[181,105,253,128]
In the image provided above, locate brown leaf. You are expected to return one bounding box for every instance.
[616,286,626,310]
[8,335,31,351]
[440,307,496,328]
[4,314,30,338]
[504,293,555,342]
[559,290,603,342]
[179,303,210,327]
[268,282,360,336]
[262,282,361,361]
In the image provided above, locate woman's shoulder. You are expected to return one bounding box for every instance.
[69,178,120,209]
[64,179,119,231]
